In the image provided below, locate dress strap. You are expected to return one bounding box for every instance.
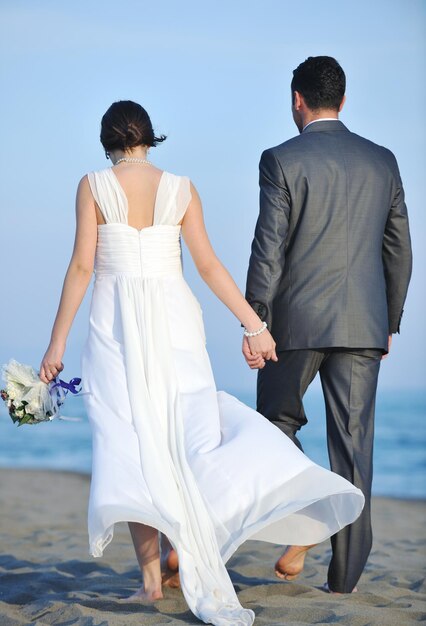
[154,174,192,226]
[87,169,128,224]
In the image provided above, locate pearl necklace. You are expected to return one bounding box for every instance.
[115,157,152,166]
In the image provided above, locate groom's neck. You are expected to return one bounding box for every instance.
[302,108,339,128]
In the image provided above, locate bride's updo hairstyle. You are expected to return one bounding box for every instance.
[100,100,166,156]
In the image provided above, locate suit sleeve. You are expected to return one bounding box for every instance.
[382,155,412,334]
[245,149,290,328]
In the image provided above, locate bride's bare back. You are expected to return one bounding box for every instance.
[95,164,164,230]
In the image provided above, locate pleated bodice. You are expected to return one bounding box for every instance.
[95,224,182,278]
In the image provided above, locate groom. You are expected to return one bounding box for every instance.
[244,56,412,593]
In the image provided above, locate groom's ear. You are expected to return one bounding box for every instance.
[293,91,303,111]
[338,94,346,112]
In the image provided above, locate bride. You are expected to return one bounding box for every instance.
[39,100,364,626]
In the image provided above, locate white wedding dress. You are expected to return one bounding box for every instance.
[81,167,364,626]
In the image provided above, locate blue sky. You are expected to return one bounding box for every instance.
[0,0,425,394]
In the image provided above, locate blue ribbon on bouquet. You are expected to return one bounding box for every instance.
[50,377,82,396]
[49,377,85,421]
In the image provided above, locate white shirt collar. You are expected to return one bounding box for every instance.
[303,118,340,131]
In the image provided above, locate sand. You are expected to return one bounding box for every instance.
[0,469,425,626]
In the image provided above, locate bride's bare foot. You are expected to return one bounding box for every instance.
[127,523,164,600]
[275,544,316,581]
[160,534,180,588]
[164,547,179,571]
[126,585,164,602]
[162,569,181,589]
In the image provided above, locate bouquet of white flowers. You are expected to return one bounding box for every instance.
[1,359,82,426]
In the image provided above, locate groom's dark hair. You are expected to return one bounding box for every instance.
[291,56,346,111]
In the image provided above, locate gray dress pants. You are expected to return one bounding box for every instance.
[257,348,382,593]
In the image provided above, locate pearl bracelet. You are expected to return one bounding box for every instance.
[244,321,267,337]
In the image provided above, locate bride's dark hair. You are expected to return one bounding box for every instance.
[100,100,166,156]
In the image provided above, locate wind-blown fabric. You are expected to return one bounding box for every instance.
[81,167,364,625]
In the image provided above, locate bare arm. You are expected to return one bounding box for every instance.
[39,176,98,382]
[181,183,277,363]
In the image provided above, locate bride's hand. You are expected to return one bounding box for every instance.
[39,340,65,383]
[248,328,278,362]
[242,329,278,368]
[242,336,266,369]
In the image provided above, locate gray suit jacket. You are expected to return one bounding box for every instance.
[245,120,412,352]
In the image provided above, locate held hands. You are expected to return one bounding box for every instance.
[39,340,65,383]
[242,330,278,370]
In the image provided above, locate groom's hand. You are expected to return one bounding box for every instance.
[242,336,266,369]
[382,334,392,360]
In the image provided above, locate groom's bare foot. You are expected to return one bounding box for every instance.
[275,544,316,581]
[125,585,164,602]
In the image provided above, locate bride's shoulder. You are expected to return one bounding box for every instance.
[165,171,191,188]
[75,168,110,200]
[86,167,110,177]
[162,169,188,179]
[77,167,108,184]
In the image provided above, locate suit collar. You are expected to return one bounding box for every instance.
[302,119,349,134]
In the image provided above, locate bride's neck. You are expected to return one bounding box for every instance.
[109,146,149,165]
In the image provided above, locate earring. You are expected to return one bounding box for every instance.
[105,151,110,160]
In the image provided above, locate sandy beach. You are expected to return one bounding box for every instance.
[0,468,425,626]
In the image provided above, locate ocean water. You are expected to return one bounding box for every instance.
[0,388,424,499]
